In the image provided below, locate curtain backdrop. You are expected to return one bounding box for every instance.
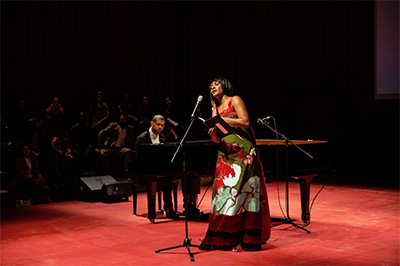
[2,1,398,183]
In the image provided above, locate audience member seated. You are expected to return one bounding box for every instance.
[116,92,141,140]
[68,112,92,157]
[21,117,50,181]
[117,93,139,124]
[87,91,110,146]
[136,95,154,133]
[28,118,48,159]
[69,143,96,199]
[97,114,135,179]
[45,137,72,202]
[8,144,52,204]
[45,96,66,138]
[73,144,96,178]
[161,97,181,142]
[135,114,179,220]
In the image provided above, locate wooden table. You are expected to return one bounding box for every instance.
[256,139,328,146]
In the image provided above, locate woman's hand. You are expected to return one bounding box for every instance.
[211,100,218,117]
[208,126,220,143]
[208,126,217,137]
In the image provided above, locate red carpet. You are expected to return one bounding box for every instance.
[1,180,399,266]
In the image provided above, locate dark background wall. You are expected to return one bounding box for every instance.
[2,1,399,186]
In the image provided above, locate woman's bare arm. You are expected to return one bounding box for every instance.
[222,96,250,128]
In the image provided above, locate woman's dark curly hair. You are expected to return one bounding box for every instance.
[209,76,235,100]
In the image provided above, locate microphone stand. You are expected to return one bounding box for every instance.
[258,118,313,234]
[155,116,200,262]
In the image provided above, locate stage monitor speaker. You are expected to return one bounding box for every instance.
[79,175,117,202]
[101,181,132,202]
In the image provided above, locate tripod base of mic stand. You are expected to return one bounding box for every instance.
[271,217,311,234]
[155,238,201,262]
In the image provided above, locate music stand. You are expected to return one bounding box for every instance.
[258,119,313,234]
[155,116,200,262]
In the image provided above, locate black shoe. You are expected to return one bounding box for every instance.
[164,208,179,219]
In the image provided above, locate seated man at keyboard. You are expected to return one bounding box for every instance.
[135,114,179,220]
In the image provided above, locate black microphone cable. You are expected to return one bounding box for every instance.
[268,116,289,221]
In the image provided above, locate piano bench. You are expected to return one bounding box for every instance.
[132,176,179,218]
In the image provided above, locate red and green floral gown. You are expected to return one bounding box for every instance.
[200,99,271,251]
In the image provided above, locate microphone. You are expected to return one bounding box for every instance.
[257,116,273,125]
[191,95,203,118]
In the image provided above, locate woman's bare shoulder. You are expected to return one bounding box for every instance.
[231,95,246,105]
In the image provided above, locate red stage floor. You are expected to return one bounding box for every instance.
[1,180,399,266]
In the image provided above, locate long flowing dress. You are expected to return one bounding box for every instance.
[200,99,271,251]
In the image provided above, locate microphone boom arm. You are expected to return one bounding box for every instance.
[257,119,313,159]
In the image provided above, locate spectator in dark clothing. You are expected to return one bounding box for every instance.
[68,112,92,158]
[161,97,181,142]
[45,96,66,138]
[28,118,48,158]
[136,96,154,133]
[45,137,71,202]
[117,93,140,139]
[8,144,52,204]
[117,93,139,125]
[98,114,135,178]
[87,91,110,144]
[73,144,96,178]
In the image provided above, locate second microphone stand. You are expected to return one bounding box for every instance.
[155,116,200,262]
[258,118,313,234]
